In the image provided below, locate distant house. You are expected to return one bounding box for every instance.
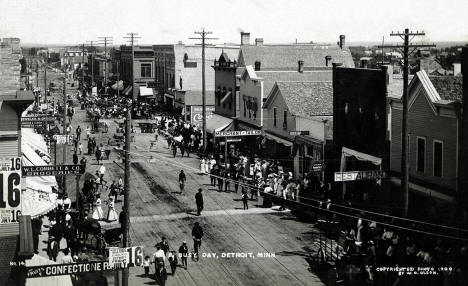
[388,70,463,221]
[263,81,333,175]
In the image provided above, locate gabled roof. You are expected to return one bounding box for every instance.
[429,75,463,102]
[257,69,332,96]
[264,81,333,118]
[238,44,354,69]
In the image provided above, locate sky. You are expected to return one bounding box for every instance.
[1,0,468,46]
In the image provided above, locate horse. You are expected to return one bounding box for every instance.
[77,217,101,243]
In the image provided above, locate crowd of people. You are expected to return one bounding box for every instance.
[143,222,205,283]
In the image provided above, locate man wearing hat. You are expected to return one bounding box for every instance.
[178,241,189,269]
[47,235,59,262]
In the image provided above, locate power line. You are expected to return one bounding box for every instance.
[124,143,468,239]
[97,37,113,95]
[189,28,218,152]
[123,33,141,103]
[378,29,435,218]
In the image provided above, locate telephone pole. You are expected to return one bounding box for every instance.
[190,28,218,151]
[44,61,47,104]
[121,33,140,286]
[123,33,141,104]
[62,74,68,195]
[379,29,435,217]
[98,37,113,96]
[121,100,132,286]
[81,43,86,95]
[86,41,95,89]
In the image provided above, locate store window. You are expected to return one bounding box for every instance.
[141,63,152,78]
[273,107,277,127]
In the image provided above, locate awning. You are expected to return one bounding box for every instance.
[139,86,154,97]
[206,114,233,134]
[25,255,73,286]
[21,135,58,218]
[220,91,232,104]
[265,131,293,147]
[341,147,382,166]
[294,135,323,148]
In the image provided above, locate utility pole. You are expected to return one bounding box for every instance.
[121,33,140,286]
[81,43,86,95]
[121,100,132,286]
[117,60,120,97]
[190,28,218,151]
[379,29,435,217]
[124,33,141,105]
[98,37,113,96]
[44,62,47,105]
[62,74,68,195]
[87,41,95,89]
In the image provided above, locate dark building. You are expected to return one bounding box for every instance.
[332,64,391,202]
[213,52,239,118]
[458,48,468,226]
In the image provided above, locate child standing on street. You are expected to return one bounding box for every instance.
[242,190,248,210]
[143,255,151,276]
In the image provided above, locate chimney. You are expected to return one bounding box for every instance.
[255,38,264,46]
[381,64,393,86]
[339,35,346,49]
[241,32,250,45]
[325,56,332,67]
[360,59,368,68]
[454,62,461,76]
[298,60,304,73]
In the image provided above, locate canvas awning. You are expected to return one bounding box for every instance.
[340,147,382,166]
[139,86,154,97]
[25,254,73,286]
[21,135,58,218]
[206,114,233,133]
[265,131,293,147]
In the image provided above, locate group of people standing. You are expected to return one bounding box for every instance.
[143,222,204,282]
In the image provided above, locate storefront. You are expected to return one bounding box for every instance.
[293,135,325,181]
[263,131,294,172]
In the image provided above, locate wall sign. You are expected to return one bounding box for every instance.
[0,169,22,224]
[22,164,85,177]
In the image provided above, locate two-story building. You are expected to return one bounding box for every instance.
[235,63,332,159]
[388,69,463,222]
[262,81,333,175]
[154,43,239,115]
[332,64,392,203]
[119,45,156,100]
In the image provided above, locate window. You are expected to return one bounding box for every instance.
[254,61,261,71]
[141,63,152,78]
[433,140,443,177]
[417,137,426,173]
[243,95,247,117]
[273,107,277,127]
[283,110,287,129]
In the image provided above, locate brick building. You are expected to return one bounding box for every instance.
[0,37,34,285]
[332,65,392,202]
[153,43,238,114]
[119,45,155,100]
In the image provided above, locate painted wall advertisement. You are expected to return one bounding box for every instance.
[191,106,215,125]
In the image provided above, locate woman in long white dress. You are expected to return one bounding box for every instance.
[200,158,206,174]
[106,197,118,222]
[92,197,104,220]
